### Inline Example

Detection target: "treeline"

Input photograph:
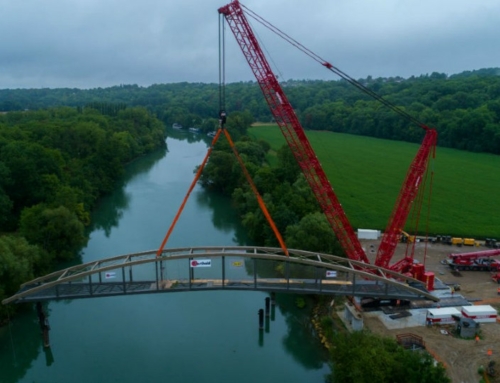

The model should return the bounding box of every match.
[0,105,166,320]
[1,68,500,154]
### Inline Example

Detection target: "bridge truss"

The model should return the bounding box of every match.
[2,246,438,305]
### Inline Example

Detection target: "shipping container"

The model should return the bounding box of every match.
[426,307,461,324]
[461,305,497,323]
[357,229,380,240]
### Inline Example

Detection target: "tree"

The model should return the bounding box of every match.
[226,110,254,137]
[0,141,64,214]
[0,161,13,229]
[19,204,86,262]
[274,144,301,184]
[326,330,450,383]
[285,212,340,255]
[0,235,43,317]
[198,151,239,194]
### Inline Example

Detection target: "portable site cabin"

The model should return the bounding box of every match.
[357,229,381,240]
[455,317,480,338]
[426,307,461,324]
[461,305,497,323]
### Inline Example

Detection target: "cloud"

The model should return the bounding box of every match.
[0,0,499,89]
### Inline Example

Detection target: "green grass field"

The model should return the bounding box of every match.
[249,124,500,239]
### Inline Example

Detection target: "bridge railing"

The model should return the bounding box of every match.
[2,247,438,304]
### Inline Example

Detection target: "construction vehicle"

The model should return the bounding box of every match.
[450,237,464,246]
[447,249,500,271]
[446,237,479,246]
[400,230,416,244]
[463,238,479,246]
[218,1,437,287]
[485,238,499,248]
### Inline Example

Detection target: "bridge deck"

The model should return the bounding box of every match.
[3,247,438,304]
[10,278,431,303]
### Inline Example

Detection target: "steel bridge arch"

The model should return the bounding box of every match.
[2,246,438,304]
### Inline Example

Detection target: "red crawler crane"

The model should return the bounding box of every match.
[375,128,437,274]
[218,0,437,284]
[218,1,370,266]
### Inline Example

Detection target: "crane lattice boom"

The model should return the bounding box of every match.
[218,0,370,265]
[218,1,438,277]
[375,128,437,272]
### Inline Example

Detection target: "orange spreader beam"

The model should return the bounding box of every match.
[156,129,222,257]
[156,127,289,257]
[222,128,289,256]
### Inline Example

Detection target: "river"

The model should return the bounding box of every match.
[0,130,330,383]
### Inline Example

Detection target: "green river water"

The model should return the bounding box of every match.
[0,130,330,383]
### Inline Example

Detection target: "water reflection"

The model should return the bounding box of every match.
[275,294,328,370]
[89,147,167,237]
[43,347,54,367]
[0,306,46,383]
[166,127,209,144]
[195,190,250,246]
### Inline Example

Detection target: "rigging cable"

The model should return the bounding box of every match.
[157,13,288,257]
[240,3,429,131]
[219,13,226,123]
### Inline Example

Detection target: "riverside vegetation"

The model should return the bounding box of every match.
[0,105,166,321]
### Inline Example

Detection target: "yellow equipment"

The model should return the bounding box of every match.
[451,237,464,246]
[463,238,477,246]
[400,230,416,243]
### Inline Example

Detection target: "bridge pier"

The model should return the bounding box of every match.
[36,302,50,348]
[258,309,264,329]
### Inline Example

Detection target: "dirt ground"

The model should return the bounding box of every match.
[360,240,500,383]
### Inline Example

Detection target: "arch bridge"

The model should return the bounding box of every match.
[2,246,438,305]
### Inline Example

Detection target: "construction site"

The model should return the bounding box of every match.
[352,238,500,383]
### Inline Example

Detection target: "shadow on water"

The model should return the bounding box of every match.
[166,127,209,144]
[0,305,51,383]
[195,190,250,246]
[274,294,329,370]
[88,146,167,237]
[89,129,209,238]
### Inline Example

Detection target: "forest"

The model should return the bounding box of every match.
[1,68,500,155]
[0,105,166,319]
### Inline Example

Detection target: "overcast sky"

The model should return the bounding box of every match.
[1,0,499,89]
